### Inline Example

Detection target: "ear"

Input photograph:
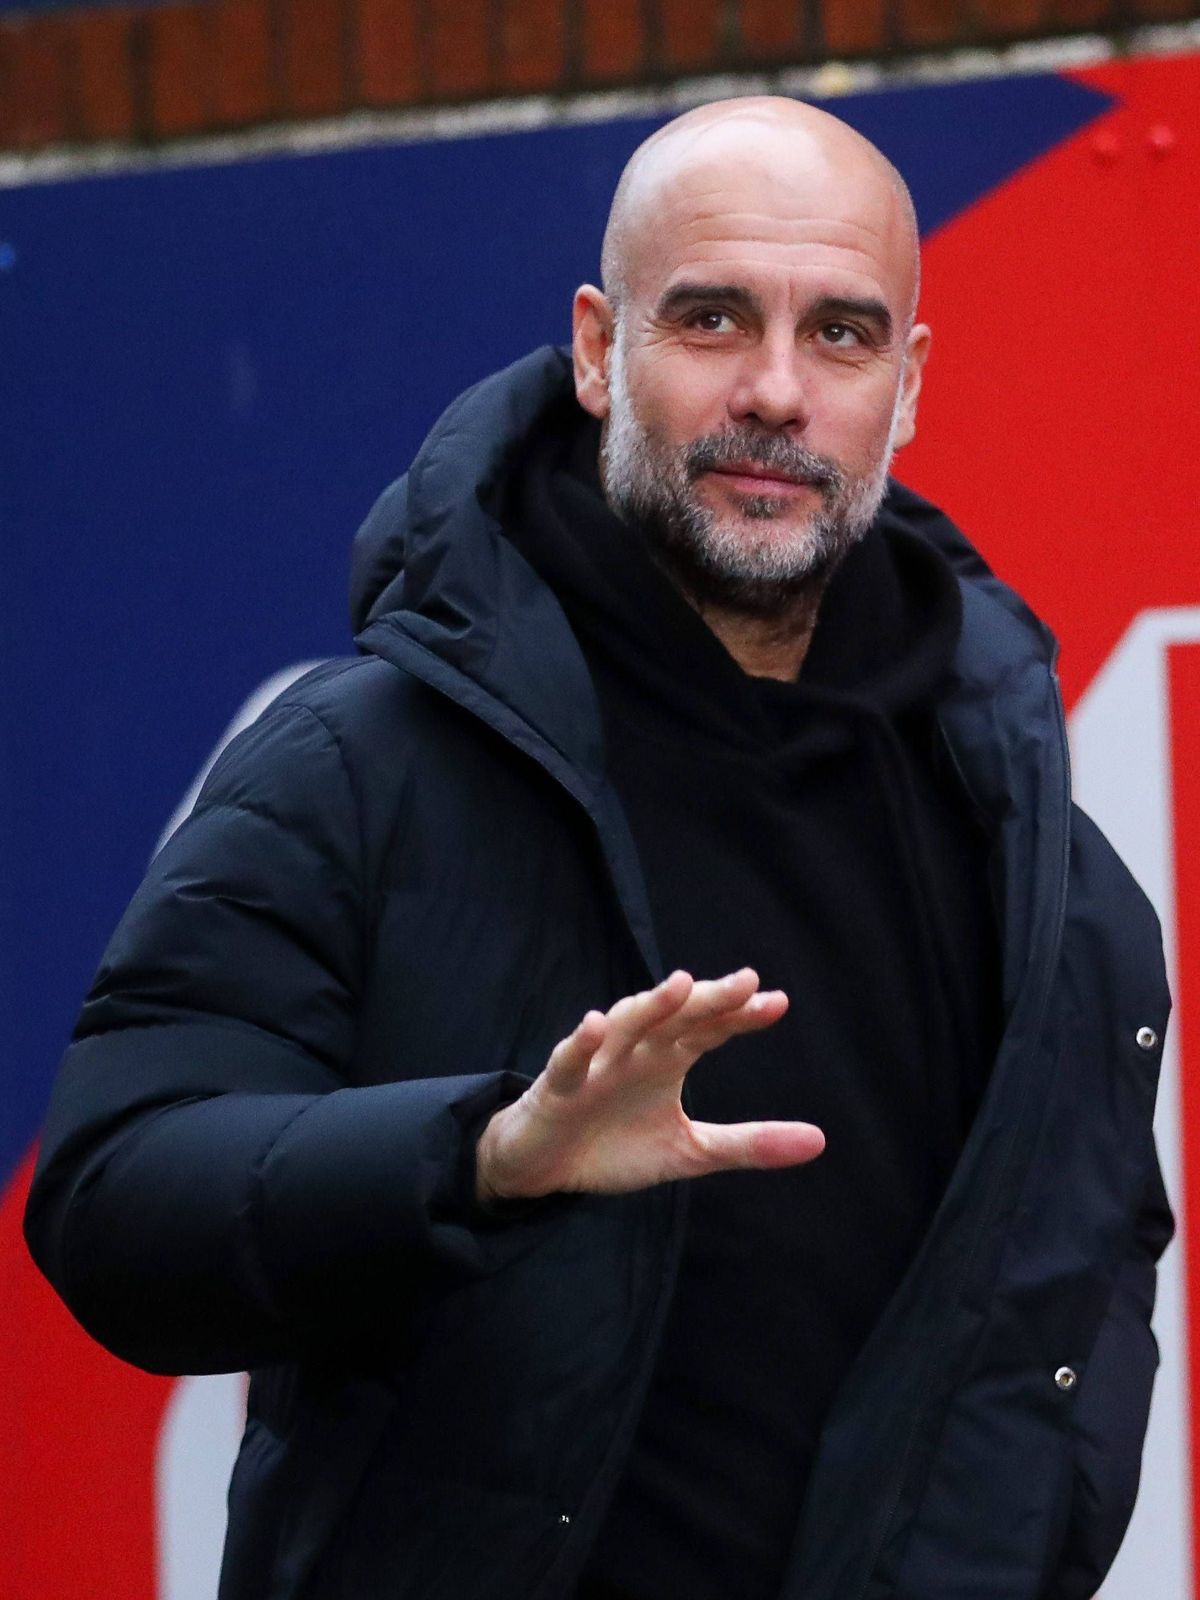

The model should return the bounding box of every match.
[890,322,931,451]
[573,285,615,420]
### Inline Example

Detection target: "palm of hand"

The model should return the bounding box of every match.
[475,969,825,1202]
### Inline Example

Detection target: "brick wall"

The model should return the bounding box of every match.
[1,0,1197,152]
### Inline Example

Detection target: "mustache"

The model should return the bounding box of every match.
[684,432,844,498]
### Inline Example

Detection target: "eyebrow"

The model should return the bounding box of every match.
[654,283,758,321]
[653,283,894,342]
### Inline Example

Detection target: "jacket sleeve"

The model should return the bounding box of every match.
[24,691,535,1377]
[1046,1148,1175,1600]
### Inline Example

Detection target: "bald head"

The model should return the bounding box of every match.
[601,97,920,324]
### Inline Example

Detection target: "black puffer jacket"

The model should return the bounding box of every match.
[25,347,1172,1600]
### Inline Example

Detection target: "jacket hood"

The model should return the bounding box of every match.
[353,348,613,791]
[349,346,1058,779]
[350,347,576,634]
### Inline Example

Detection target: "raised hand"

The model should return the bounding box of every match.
[475,968,825,1203]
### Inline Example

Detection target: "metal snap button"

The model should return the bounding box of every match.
[1055,1366,1078,1392]
[1136,1026,1158,1052]
[558,1513,572,1526]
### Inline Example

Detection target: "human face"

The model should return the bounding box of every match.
[601,309,906,613]
[579,130,928,613]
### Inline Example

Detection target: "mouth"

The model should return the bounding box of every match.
[705,463,821,496]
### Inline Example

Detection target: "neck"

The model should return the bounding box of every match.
[691,586,826,680]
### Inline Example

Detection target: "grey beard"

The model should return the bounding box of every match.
[600,367,894,619]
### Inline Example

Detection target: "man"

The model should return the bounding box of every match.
[25,98,1171,1600]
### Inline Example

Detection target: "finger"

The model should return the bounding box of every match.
[598,970,694,1060]
[643,968,760,1041]
[677,988,788,1053]
[542,1010,608,1095]
[687,1118,826,1177]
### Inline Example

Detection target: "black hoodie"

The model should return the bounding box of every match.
[505,401,1003,1600]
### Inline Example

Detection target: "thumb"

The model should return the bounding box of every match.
[689,1119,826,1177]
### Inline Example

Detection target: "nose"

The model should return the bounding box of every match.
[728,336,810,432]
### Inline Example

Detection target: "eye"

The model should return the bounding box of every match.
[819,322,862,346]
[689,309,736,334]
